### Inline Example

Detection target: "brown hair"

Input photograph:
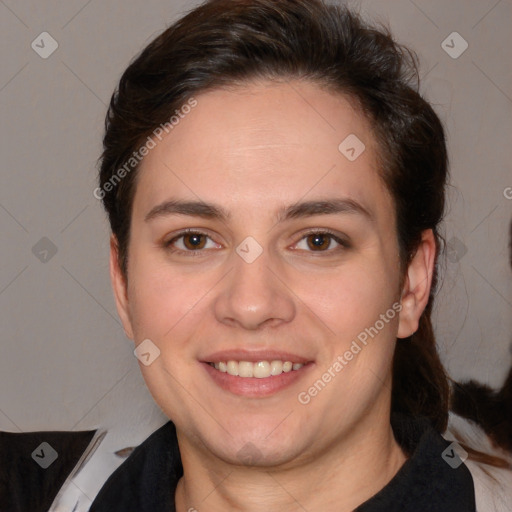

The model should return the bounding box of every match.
[98,0,506,466]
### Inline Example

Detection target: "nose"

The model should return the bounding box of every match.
[213,245,296,330]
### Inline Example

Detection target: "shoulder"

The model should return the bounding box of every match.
[88,420,181,512]
[47,416,174,511]
[444,412,512,512]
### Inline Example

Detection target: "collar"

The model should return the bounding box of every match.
[89,414,476,512]
[355,413,476,511]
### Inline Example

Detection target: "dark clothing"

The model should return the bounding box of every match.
[89,414,476,511]
[0,429,97,512]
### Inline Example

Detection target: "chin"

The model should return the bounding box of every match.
[196,417,311,468]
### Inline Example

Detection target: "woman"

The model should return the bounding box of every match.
[90,0,510,510]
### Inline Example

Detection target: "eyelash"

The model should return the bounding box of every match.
[163,228,350,257]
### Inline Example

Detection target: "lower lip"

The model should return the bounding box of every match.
[202,362,313,397]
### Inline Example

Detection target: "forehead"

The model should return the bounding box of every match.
[134,80,393,224]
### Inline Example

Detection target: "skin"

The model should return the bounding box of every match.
[110,79,436,512]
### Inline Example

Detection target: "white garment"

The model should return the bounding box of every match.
[47,419,167,512]
[444,412,512,512]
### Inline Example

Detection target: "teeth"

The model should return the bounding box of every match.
[227,361,239,376]
[253,361,270,378]
[210,360,304,378]
[270,360,283,375]
[238,361,254,378]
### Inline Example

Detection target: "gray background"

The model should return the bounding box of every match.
[1,0,511,437]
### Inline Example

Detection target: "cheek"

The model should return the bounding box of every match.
[302,259,399,340]
[126,257,202,342]
[126,265,205,410]
[302,263,399,414]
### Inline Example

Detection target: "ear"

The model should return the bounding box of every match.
[397,229,436,339]
[110,234,134,340]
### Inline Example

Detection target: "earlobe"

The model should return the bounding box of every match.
[109,235,134,340]
[397,229,436,339]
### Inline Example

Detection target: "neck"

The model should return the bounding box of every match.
[174,409,407,512]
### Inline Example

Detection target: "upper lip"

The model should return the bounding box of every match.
[201,350,313,364]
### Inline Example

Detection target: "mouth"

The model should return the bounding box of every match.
[201,352,314,397]
[207,360,304,378]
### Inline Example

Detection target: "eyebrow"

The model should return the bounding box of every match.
[144,197,373,224]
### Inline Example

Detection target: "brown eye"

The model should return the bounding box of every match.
[306,233,332,251]
[294,230,349,254]
[182,233,207,250]
[165,230,219,255]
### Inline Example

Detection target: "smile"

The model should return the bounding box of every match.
[208,360,304,378]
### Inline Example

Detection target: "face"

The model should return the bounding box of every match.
[111,80,428,468]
